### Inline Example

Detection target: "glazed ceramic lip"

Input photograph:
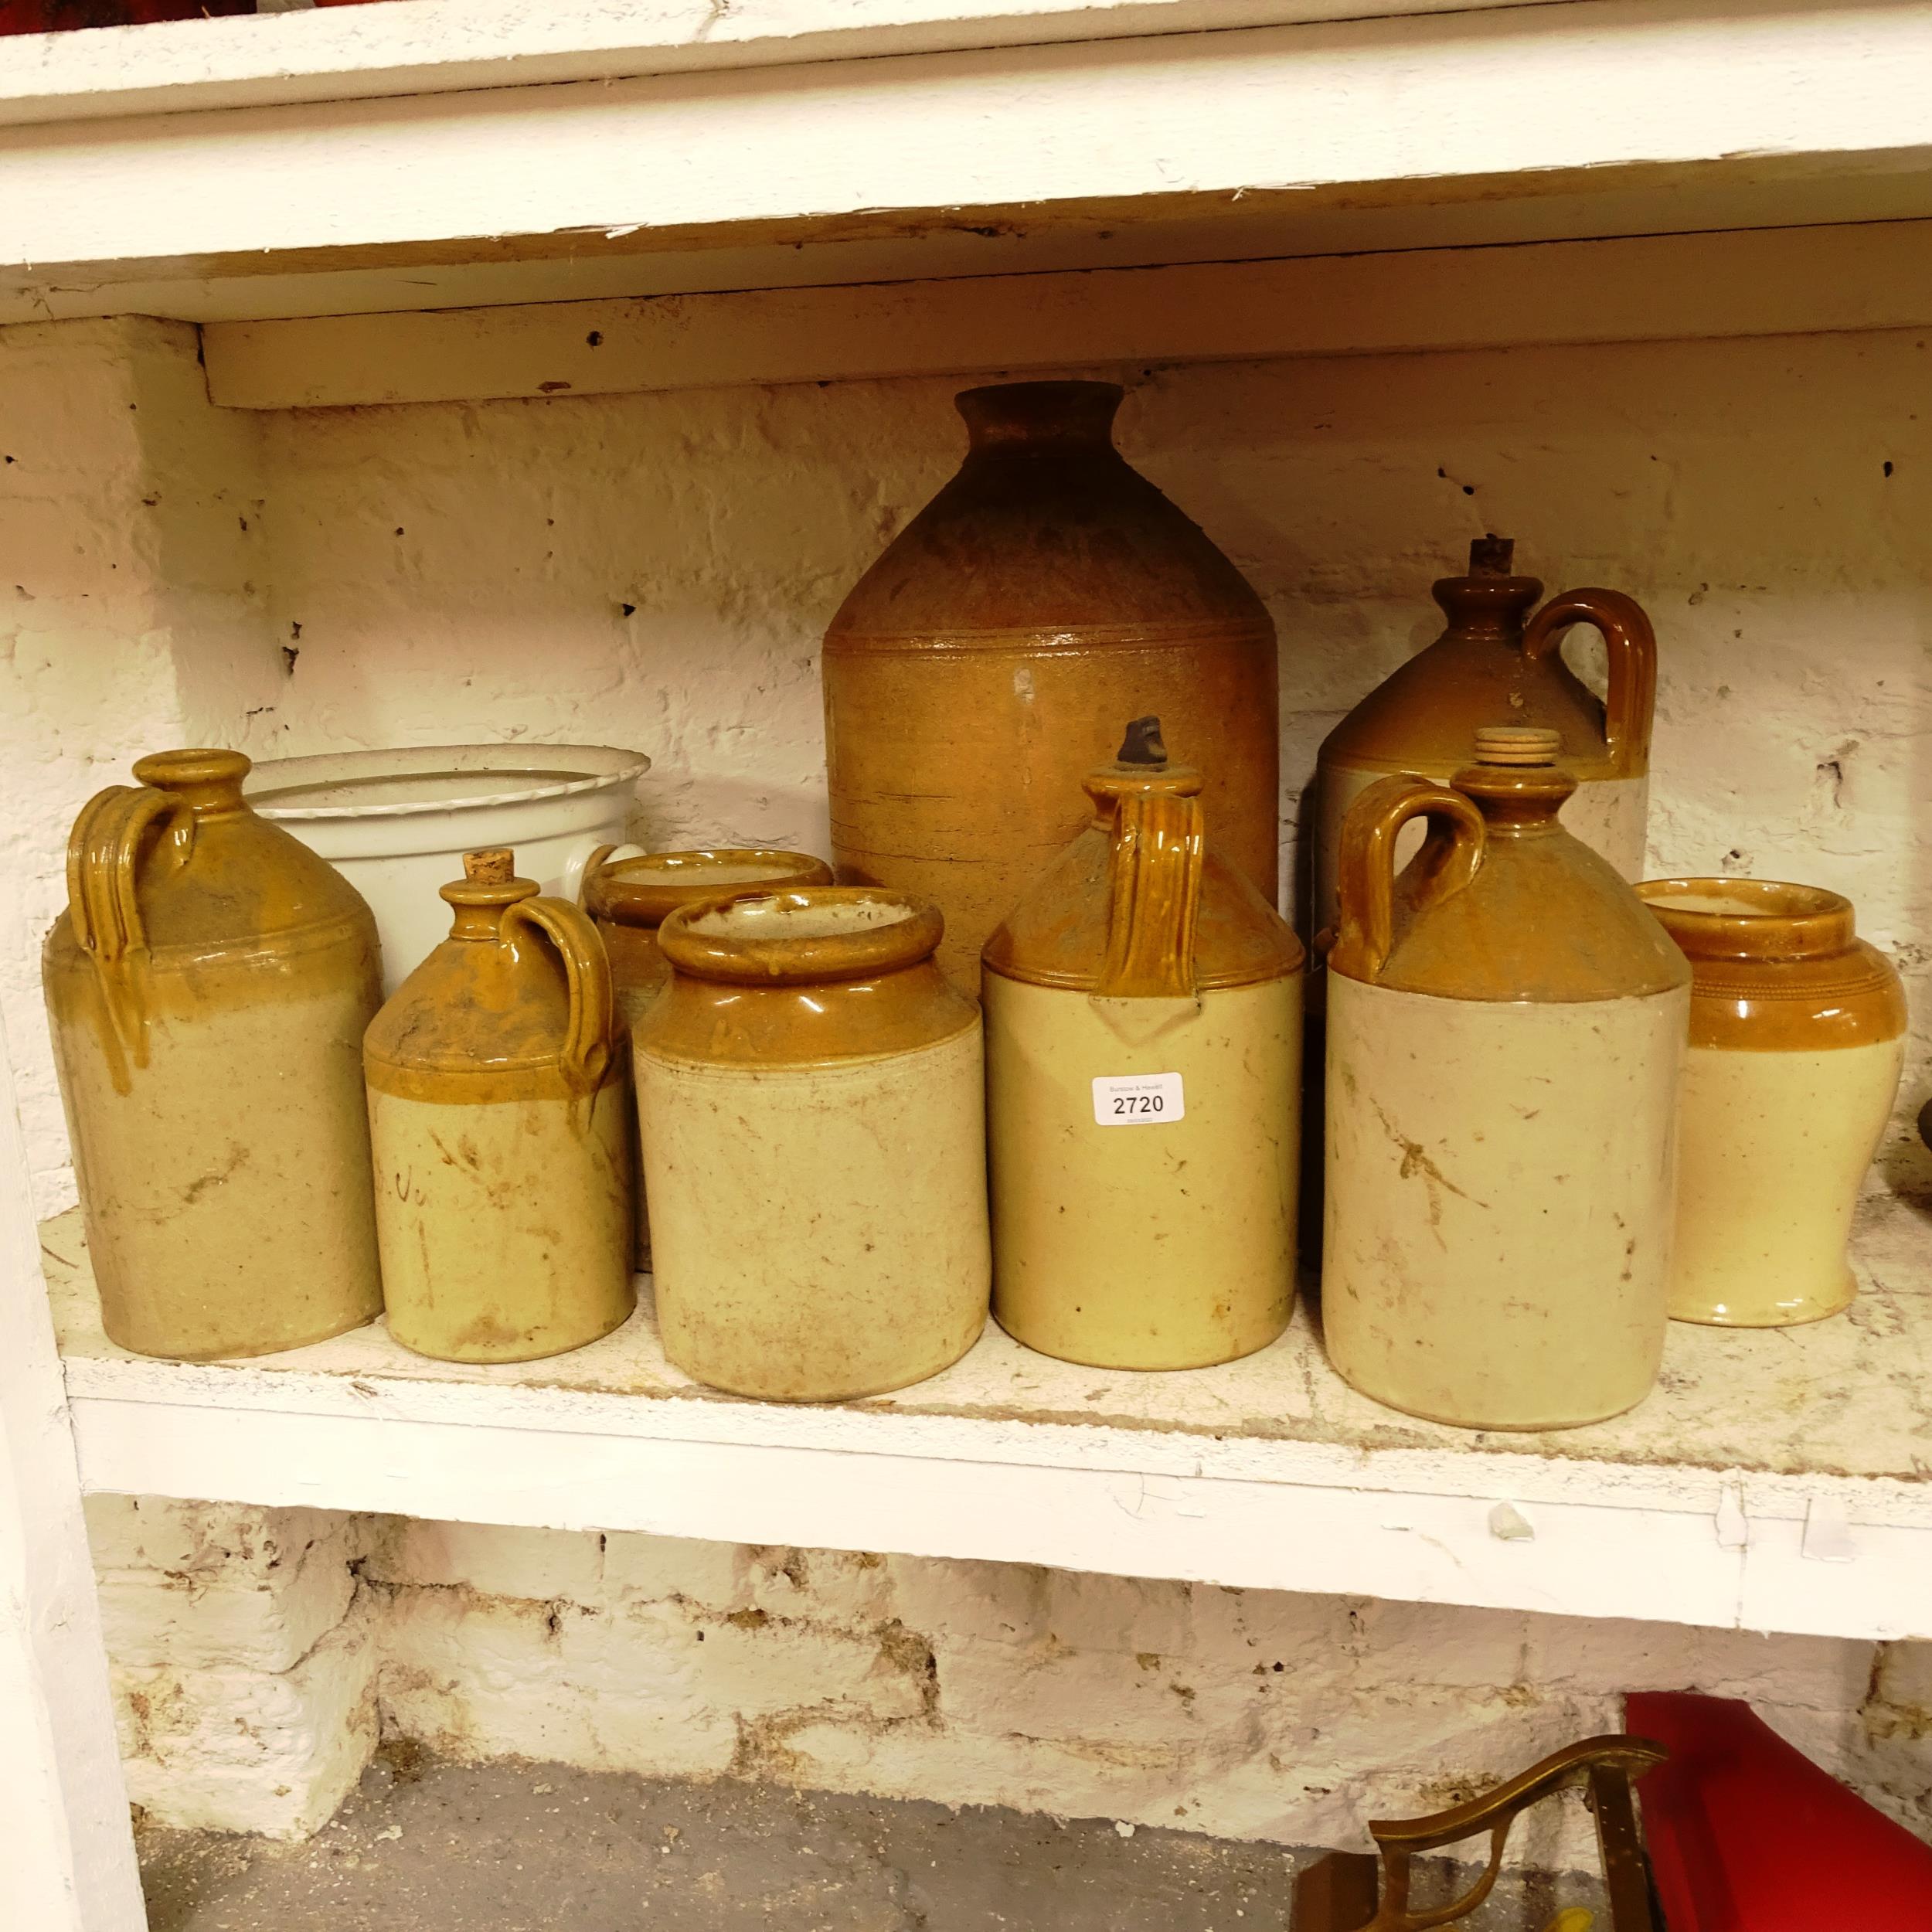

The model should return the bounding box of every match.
[585,849,832,930]
[659,887,944,985]
[133,747,251,790]
[1638,878,1855,962]
[245,743,651,818]
[955,378,1121,447]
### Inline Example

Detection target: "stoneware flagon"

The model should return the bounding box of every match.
[585,845,833,1266]
[1324,726,1689,1430]
[822,379,1280,987]
[983,717,1303,1369]
[363,849,635,1363]
[635,886,989,1401]
[1637,878,1906,1326]
[1314,538,1657,943]
[44,748,385,1359]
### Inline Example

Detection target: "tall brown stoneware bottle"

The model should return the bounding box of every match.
[822,380,1280,987]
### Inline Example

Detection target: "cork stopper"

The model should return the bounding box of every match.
[1473,725,1562,767]
[464,847,515,883]
[1468,535,1515,576]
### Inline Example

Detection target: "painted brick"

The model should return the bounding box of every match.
[600,1531,745,1610]
[366,1519,604,1604]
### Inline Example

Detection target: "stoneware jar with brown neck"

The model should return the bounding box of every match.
[1636,878,1906,1327]
[982,716,1304,1370]
[1314,537,1657,944]
[822,379,1280,988]
[635,886,988,1401]
[364,849,635,1363]
[584,846,833,1022]
[1325,726,1689,1431]
[43,748,385,1359]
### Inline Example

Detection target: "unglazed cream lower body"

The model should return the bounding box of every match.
[638,1026,990,1400]
[368,1080,635,1362]
[1323,977,1685,1430]
[1670,1036,1903,1326]
[54,982,383,1360]
[985,975,1299,1369]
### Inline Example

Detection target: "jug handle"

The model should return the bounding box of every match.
[1328,775,1485,985]
[1095,789,1205,999]
[502,895,617,1096]
[66,783,196,1077]
[1522,589,1657,776]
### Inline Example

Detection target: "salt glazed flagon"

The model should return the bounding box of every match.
[363,848,634,1364]
[1314,538,1657,945]
[1324,726,1689,1430]
[982,717,1303,1370]
[45,748,384,1360]
[822,379,1280,988]
[1638,877,1906,1326]
[635,886,989,1401]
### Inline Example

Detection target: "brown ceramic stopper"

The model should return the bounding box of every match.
[1468,534,1516,576]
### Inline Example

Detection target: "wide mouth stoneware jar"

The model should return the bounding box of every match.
[1637,876,1906,1326]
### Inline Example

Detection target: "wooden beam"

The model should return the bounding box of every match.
[205,218,1932,410]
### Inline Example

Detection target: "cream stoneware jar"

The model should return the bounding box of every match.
[1324,726,1689,1431]
[1637,878,1906,1327]
[45,749,384,1360]
[983,717,1303,1370]
[364,849,634,1364]
[584,845,833,1268]
[635,887,989,1402]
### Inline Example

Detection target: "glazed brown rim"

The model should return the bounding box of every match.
[585,848,832,928]
[658,887,945,986]
[1637,877,1855,963]
[133,748,252,790]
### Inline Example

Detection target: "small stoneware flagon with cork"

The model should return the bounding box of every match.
[1314,538,1658,944]
[1637,877,1906,1327]
[1324,726,1689,1431]
[982,717,1304,1370]
[822,379,1280,988]
[44,748,384,1360]
[635,886,989,1401]
[363,848,634,1364]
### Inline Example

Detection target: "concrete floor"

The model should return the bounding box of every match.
[138,1749,1606,1932]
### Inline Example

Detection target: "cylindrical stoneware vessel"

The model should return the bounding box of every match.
[1314,538,1657,945]
[1636,877,1906,1327]
[44,749,384,1359]
[823,380,1280,988]
[1324,726,1689,1430]
[365,849,634,1363]
[636,887,989,1400]
[984,717,1303,1369]
[587,845,834,1267]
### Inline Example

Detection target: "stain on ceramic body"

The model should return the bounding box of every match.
[823,381,1279,987]
[1314,539,1657,944]
[44,750,384,1360]
[1324,727,1688,1431]
[364,852,634,1364]
[1638,878,1906,1327]
[636,888,990,1401]
[983,721,1304,1370]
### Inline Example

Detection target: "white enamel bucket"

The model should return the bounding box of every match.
[247,744,650,992]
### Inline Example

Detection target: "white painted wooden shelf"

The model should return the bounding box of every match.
[44,1192,1932,1645]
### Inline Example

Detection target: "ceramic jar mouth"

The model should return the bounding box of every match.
[585,849,833,930]
[658,888,946,985]
[955,379,1123,451]
[1637,877,1856,961]
[133,747,251,813]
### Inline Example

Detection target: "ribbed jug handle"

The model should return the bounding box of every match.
[66,783,196,1076]
[1329,775,1485,985]
[1095,790,1204,999]
[1522,588,1657,777]
[501,895,616,1096]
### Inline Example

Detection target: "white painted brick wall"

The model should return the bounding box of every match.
[13,315,1932,1861]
